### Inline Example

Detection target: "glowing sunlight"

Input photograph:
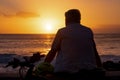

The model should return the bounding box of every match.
[40,18,58,34]
[0,0,120,34]
[45,23,52,31]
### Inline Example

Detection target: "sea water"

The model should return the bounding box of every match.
[0,34,120,73]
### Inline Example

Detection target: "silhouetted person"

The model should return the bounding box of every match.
[44,9,103,80]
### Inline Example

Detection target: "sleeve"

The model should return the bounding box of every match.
[44,29,63,63]
[90,29,102,67]
[51,29,62,52]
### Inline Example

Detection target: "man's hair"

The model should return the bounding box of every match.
[65,9,81,24]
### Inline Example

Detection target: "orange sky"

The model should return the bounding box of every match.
[0,0,120,34]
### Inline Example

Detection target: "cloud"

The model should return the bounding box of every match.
[0,11,40,18]
[0,0,20,13]
[0,12,9,17]
[0,0,41,18]
[16,11,40,18]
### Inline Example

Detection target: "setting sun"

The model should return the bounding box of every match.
[39,17,59,34]
[45,23,52,31]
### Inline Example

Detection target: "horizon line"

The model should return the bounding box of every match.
[0,32,120,35]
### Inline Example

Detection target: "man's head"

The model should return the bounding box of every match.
[65,9,81,25]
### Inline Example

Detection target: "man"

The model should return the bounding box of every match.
[44,9,102,74]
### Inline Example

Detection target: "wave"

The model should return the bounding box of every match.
[0,53,120,64]
[0,53,23,64]
[101,55,120,62]
[0,53,120,74]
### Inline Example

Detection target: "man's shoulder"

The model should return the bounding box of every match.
[55,27,66,35]
[80,24,91,30]
[59,27,66,30]
[58,27,66,32]
[80,24,93,35]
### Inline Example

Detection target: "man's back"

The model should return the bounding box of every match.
[45,9,102,74]
[54,23,97,73]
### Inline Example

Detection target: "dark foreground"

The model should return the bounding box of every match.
[0,71,120,80]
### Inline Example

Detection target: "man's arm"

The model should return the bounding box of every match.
[44,29,62,63]
[44,50,57,63]
[92,39,102,67]
[90,29,102,67]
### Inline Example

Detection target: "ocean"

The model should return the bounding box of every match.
[0,34,120,73]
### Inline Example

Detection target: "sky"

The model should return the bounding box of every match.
[0,0,120,34]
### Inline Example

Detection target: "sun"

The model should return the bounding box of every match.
[40,18,56,33]
[36,17,59,34]
[45,23,52,31]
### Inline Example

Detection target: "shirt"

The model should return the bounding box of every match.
[51,23,97,73]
